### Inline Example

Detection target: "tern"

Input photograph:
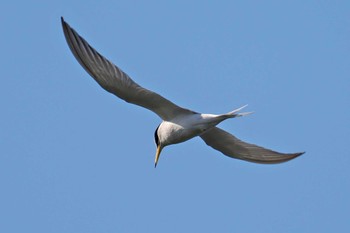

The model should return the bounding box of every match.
[61,17,304,167]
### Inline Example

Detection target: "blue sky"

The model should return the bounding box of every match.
[1,1,349,232]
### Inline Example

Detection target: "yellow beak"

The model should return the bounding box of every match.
[154,145,162,168]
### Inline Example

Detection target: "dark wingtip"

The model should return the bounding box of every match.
[296,151,305,157]
[286,151,305,162]
[61,17,67,30]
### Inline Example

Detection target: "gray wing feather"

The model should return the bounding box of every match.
[61,17,194,120]
[200,127,304,164]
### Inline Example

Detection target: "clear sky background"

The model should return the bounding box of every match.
[1,1,349,232]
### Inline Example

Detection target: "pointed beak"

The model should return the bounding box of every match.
[154,145,162,168]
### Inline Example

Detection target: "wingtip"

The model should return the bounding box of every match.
[297,151,306,157]
[286,151,305,162]
[61,17,67,29]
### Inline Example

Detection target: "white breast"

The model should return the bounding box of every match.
[157,113,221,146]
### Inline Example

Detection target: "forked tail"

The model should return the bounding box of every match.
[226,105,253,118]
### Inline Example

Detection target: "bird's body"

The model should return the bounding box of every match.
[157,117,205,146]
[61,17,304,167]
[157,113,229,146]
[157,105,251,146]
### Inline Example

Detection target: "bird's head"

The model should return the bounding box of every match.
[154,124,164,168]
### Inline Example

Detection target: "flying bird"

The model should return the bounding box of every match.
[61,17,304,167]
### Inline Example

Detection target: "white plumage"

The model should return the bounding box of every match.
[61,17,304,167]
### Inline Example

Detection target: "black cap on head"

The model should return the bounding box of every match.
[154,125,160,147]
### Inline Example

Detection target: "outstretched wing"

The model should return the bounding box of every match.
[200,127,304,164]
[61,17,194,120]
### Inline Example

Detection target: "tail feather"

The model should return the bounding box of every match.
[226,105,253,118]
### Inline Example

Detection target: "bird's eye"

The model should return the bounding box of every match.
[154,125,160,146]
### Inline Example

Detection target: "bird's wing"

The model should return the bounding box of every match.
[200,127,304,164]
[61,17,194,120]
